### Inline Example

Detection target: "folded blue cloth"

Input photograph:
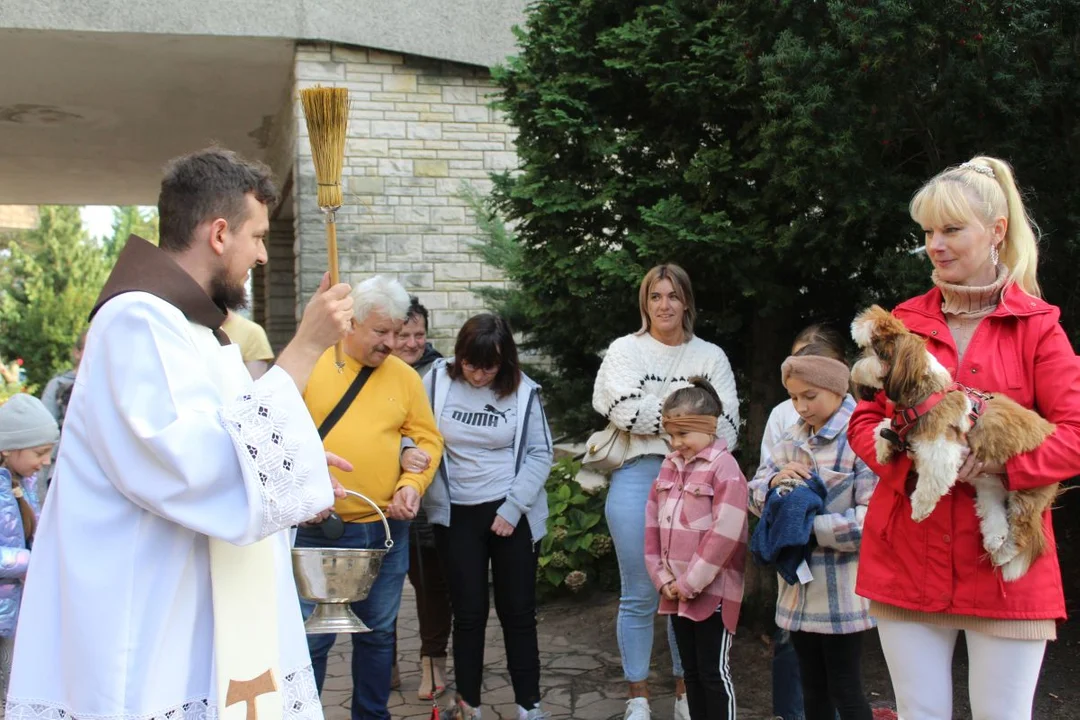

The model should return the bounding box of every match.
[751,474,827,585]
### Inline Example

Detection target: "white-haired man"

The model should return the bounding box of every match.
[299,275,443,720]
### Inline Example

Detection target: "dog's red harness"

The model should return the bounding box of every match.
[882,382,991,451]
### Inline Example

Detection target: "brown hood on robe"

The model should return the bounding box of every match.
[90,235,230,345]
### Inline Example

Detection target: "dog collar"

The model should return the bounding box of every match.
[887,382,991,450]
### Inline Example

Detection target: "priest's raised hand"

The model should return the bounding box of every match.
[276,270,355,391]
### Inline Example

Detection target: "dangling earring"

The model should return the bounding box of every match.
[990,243,1000,266]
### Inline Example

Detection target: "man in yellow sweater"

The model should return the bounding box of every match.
[298,275,443,720]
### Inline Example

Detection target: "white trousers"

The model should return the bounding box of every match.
[876,617,1047,720]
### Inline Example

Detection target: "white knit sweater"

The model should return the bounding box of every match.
[592,333,740,460]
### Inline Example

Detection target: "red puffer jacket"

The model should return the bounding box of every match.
[850,284,1080,620]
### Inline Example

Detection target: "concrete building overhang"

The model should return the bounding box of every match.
[0,0,526,205]
[0,0,525,70]
[0,29,296,204]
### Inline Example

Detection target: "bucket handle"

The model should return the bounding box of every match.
[340,489,394,549]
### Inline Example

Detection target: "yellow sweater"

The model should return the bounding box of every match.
[303,349,443,523]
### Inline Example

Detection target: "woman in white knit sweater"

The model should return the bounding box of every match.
[592,264,739,720]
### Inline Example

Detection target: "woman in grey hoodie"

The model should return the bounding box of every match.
[422,314,553,720]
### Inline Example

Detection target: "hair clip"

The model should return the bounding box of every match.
[959,162,995,179]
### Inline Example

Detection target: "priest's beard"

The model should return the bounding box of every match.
[210,268,249,311]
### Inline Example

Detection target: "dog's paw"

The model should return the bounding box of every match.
[989,546,1015,574]
[982,530,1007,555]
[909,491,936,522]
[1000,551,1033,582]
[874,421,895,465]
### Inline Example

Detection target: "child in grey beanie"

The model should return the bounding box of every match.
[0,394,61,456]
[0,393,59,695]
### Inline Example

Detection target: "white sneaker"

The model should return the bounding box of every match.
[516,705,551,720]
[673,694,690,720]
[624,697,651,720]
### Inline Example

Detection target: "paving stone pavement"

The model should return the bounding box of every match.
[317,584,772,720]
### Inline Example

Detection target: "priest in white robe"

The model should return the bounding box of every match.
[5,147,355,720]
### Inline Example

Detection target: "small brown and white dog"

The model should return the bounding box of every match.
[850,304,1057,581]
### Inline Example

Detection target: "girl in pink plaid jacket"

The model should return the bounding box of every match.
[646,378,748,720]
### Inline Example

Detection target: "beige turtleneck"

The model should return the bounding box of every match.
[933,263,1008,361]
[870,263,1056,641]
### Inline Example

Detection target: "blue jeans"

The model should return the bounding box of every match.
[606,455,684,683]
[296,519,411,720]
[773,628,806,720]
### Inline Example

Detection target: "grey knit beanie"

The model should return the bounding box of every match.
[0,394,60,451]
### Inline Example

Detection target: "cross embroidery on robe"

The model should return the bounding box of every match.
[226,669,278,720]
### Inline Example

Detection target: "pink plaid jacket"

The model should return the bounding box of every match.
[645,439,748,633]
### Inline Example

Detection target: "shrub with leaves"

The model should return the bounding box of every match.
[481,0,1080,470]
[537,458,619,600]
[0,383,32,406]
[0,205,157,391]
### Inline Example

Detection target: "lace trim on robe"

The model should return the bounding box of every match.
[6,665,322,720]
[220,390,317,540]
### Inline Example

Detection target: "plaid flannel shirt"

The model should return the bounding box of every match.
[645,439,748,635]
[748,395,878,634]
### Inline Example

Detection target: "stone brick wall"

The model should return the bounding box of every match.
[291,42,516,352]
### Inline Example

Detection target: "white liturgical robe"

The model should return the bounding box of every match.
[5,290,333,720]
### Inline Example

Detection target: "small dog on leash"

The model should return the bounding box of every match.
[850,305,1057,581]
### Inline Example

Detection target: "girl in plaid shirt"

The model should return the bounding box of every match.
[748,341,878,720]
[646,378,748,720]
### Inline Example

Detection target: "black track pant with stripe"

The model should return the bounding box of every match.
[671,612,736,720]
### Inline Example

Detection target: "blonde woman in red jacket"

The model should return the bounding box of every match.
[849,156,1080,720]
